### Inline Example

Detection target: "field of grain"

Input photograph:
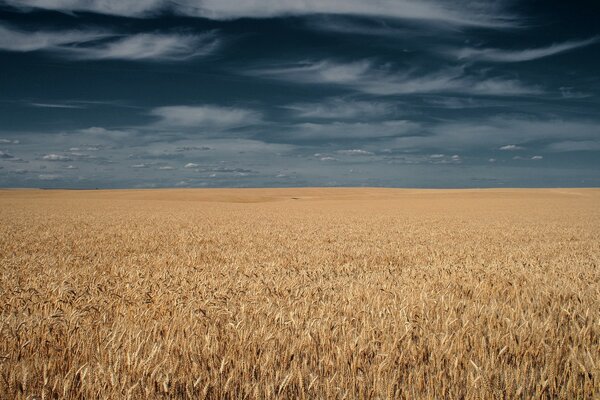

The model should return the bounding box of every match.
[0,188,599,399]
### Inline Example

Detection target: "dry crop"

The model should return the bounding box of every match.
[0,188,599,399]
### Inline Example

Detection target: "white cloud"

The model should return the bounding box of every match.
[0,150,15,159]
[150,105,262,130]
[5,0,165,17]
[429,154,462,164]
[337,149,374,156]
[512,155,544,161]
[285,98,393,119]
[158,165,175,170]
[38,174,61,180]
[184,163,200,169]
[0,23,218,61]
[499,144,524,151]
[62,32,219,61]
[0,139,19,144]
[4,0,516,28]
[488,158,497,163]
[132,164,150,168]
[42,153,72,161]
[454,37,599,63]
[0,24,110,52]
[250,61,540,96]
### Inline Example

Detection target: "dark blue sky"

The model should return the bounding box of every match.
[0,0,599,188]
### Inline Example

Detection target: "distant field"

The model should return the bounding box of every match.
[1,188,599,399]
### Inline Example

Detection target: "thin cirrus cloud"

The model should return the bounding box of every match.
[29,102,87,109]
[149,105,263,130]
[2,0,166,17]
[60,32,219,61]
[0,24,110,52]
[3,0,516,28]
[0,23,219,61]
[308,18,431,37]
[249,60,541,96]
[284,98,395,120]
[453,37,599,62]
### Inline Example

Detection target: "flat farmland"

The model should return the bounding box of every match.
[0,188,599,399]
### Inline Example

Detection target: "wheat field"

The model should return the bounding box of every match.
[0,188,599,399]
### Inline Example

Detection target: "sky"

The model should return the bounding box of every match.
[0,0,599,188]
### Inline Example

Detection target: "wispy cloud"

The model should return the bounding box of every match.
[336,149,374,156]
[559,87,592,99]
[250,60,541,96]
[62,32,219,61]
[0,23,218,61]
[0,150,16,159]
[4,0,516,28]
[453,37,599,62]
[150,105,262,130]
[29,102,87,109]
[3,0,166,17]
[0,24,110,52]
[285,98,394,120]
[308,17,441,37]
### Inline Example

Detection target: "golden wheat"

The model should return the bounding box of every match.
[0,188,599,399]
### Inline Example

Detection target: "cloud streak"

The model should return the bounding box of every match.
[0,24,110,52]
[0,23,218,61]
[4,0,516,28]
[285,98,395,120]
[453,37,599,62]
[61,32,219,61]
[250,60,541,96]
